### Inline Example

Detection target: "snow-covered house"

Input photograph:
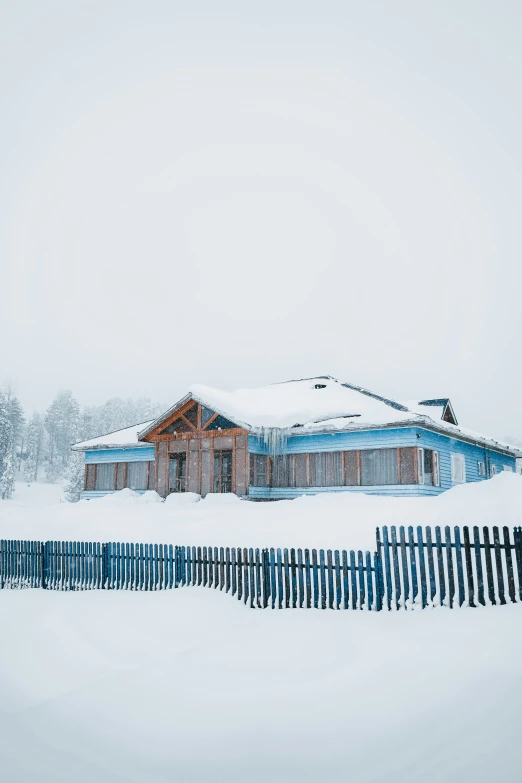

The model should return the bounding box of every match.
[72,376,521,500]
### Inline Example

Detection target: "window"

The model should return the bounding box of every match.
[250,454,268,487]
[272,454,292,487]
[417,448,440,486]
[116,463,126,490]
[95,463,116,491]
[503,466,513,473]
[360,449,398,486]
[169,453,187,492]
[127,461,148,490]
[206,415,237,431]
[450,453,466,483]
[213,450,233,492]
[343,451,359,485]
[491,464,497,476]
[309,452,343,486]
[399,448,416,484]
[478,461,486,476]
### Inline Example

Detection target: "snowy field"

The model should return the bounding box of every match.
[3,472,522,551]
[1,477,522,781]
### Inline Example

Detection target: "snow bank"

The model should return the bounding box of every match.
[0,588,521,782]
[2,473,522,551]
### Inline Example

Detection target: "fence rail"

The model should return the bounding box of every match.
[1,526,521,611]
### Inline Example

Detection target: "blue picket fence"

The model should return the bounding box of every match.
[1,526,521,610]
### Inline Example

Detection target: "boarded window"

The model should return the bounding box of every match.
[272,455,292,487]
[127,461,148,490]
[360,449,398,486]
[250,454,268,487]
[310,452,327,486]
[344,451,359,486]
[116,463,126,490]
[309,452,343,486]
[294,454,308,487]
[95,463,116,491]
[85,464,96,491]
[399,448,416,484]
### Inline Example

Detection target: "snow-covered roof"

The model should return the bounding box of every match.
[188,377,413,430]
[71,378,522,458]
[140,376,520,457]
[72,421,155,451]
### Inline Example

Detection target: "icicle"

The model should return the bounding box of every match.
[254,426,292,457]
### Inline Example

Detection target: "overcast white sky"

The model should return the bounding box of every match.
[1,1,521,437]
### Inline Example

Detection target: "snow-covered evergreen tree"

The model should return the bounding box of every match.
[0,452,15,499]
[44,391,81,482]
[0,394,12,498]
[24,412,44,482]
[63,451,84,502]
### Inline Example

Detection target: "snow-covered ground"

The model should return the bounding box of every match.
[0,589,521,782]
[2,473,522,551]
[1,477,522,781]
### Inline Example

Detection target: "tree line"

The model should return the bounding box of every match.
[0,387,165,502]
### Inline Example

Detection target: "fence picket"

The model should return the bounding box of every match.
[472,527,484,607]
[463,527,475,608]
[424,527,435,604]
[382,527,392,611]
[435,527,446,607]
[503,527,516,604]
[514,527,522,601]
[249,548,255,609]
[274,548,281,608]
[350,550,357,610]
[408,527,418,605]
[334,550,341,610]
[312,549,319,609]
[305,549,311,609]
[327,550,334,610]
[243,548,249,606]
[298,549,304,609]
[342,550,349,610]
[290,549,297,609]
[319,550,326,610]
[283,549,290,609]
[445,526,455,609]
[231,548,237,596]
[492,527,506,606]
[358,551,365,609]
[391,527,401,610]
[399,527,409,606]
[365,552,373,611]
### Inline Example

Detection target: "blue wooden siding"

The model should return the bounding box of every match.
[248,428,419,455]
[248,427,516,498]
[84,446,154,464]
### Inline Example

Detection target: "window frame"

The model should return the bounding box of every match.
[450,453,466,484]
[169,452,187,493]
[213,449,233,493]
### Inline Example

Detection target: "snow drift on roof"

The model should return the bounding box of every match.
[72,421,155,450]
[189,377,417,430]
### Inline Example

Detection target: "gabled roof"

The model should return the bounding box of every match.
[72,421,155,451]
[69,377,522,458]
